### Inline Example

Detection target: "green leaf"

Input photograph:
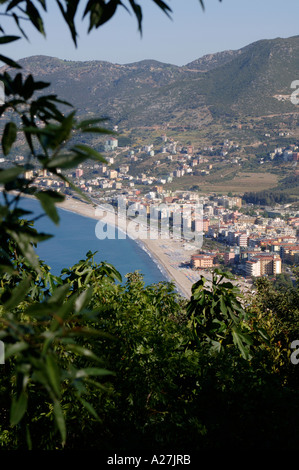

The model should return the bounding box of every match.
[37,0,47,11]
[257,327,270,342]
[22,74,34,100]
[0,54,21,68]
[36,190,65,225]
[47,283,70,305]
[53,399,66,445]
[98,262,122,283]
[64,344,102,363]
[220,281,235,289]
[46,152,87,169]
[71,144,107,163]
[6,1,25,12]
[56,0,79,46]
[0,35,20,44]
[74,367,114,379]
[11,12,29,40]
[46,354,61,398]
[0,165,25,183]
[128,1,143,32]
[0,265,15,275]
[10,391,28,426]
[232,327,252,360]
[2,122,17,155]
[4,276,32,310]
[25,302,54,317]
[84,0,117,32]
[79,398,100,420]
[219,296,228,316]
[76,117,109,129]
[26,0,45,35]
[6,229,46,273]
[52,172,91,203]
[49,294,77,333]
[74,287,93,313]
[5,341,29,359]
[26,425,32,450]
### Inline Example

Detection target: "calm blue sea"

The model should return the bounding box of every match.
[16,197,169,286]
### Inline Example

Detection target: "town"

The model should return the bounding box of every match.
[12,131,299,285]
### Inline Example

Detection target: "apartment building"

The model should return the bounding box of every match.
[245,259,261,277]
[237,232,249,247]
[281,245,299,263]
[75,168,83,178]
[194,218,210,233]
[191,254,214,269]
[224,249,236,265]
[246,254,282,277]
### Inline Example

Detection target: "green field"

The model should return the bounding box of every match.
[166,171,279,194]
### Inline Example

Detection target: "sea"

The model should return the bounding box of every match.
[13,197,169,286]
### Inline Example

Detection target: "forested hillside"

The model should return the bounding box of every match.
[3,35,299,130]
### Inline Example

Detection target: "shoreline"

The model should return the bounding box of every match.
[56,196,199,298]
[57,197,250,297]
[6,191,250,298]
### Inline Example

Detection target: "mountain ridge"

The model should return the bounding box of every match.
[3,35,299,131]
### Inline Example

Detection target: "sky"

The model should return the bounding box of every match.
[1,0,299,66]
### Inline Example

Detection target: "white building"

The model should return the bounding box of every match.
[105,138,118,151]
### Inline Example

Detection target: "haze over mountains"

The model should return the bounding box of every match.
[6,35,299,130]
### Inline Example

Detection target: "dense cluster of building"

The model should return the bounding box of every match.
[15,135,299,279]
[189,194,299,278]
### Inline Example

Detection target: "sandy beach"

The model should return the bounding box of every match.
[8,190,249,298]
[57,196,203,298]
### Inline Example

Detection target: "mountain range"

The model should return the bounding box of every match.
[3,35,299,132]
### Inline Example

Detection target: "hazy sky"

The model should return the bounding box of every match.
[2,0,299,66]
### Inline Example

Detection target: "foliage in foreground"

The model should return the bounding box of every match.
[1,250,299,450]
